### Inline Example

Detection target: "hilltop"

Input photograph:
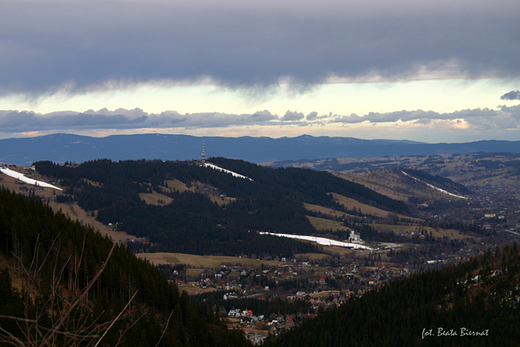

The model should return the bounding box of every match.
[3,133,520,166]
[27,157,409,257]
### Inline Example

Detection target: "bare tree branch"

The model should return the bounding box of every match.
[93,290,139,347]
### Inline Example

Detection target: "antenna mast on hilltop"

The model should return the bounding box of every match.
[202,140,206,162]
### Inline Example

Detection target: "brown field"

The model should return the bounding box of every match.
[320,245,362,256]
[331,193,391,217]
[135,252,282,268]
[1,171,135,242]
[367,223,471,240]
[163,179,193,192]
[306,216,351,232]
[339,172,410,201]
[331,192,421,222]
[208,195,236,206]
[293,253,329,261]
[139,191,174,206]
[178,283,218,295]
[303,202,358,219]
[308,290,340,298]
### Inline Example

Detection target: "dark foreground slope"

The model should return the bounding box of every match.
[264,246,520,347]
[0,188,251,347]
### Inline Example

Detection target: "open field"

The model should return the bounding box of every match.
[331,192,409,219]
[367,223,472,240]
[338,172,411,201]
[1,171,135,242]
[293,253,330,261]
[303,202,358,219]
[139,191,174,206]
[306,216,352,232]
[320,245,363,256]
[208,195,237,206]
[136,252,283,268]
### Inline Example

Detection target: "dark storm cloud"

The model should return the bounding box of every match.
[501,90,520,100]
[1,1,519,96]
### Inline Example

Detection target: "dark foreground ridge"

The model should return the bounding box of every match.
[0,188,252,347]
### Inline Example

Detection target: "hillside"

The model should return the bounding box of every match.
[0,188,251,347]
[342,168,470,202]
[27,158,410,257]
[273,152,520,187]
[264,244,520,346]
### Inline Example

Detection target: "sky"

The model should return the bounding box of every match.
[1,0,520,143]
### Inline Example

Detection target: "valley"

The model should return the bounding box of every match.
[2,153,520,344]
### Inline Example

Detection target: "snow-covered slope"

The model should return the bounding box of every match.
[401,171,466,199]
[259,232,372,250]
[202,162,254,181]
[0,167,62,190]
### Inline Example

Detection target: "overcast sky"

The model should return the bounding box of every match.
[1,0,519,142]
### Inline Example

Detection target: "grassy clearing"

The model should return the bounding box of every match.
[179,283,218,295]
[330,193,392,217]
[0,171,135,242]
[366,223,471,240]
[135,252,283,268]
[208,195,236,206]
[293,253,329,261]
[163,179,193,192]
[320,246,363,256]
[139,191,174,206]
[307,216,351,232]
[339,172,410,202]
[303,203,358,219]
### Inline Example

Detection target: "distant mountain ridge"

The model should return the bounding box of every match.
[2,133,520,166]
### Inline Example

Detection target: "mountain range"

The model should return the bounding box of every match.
[3,133,520,166]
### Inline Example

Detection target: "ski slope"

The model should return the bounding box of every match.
[259,232,372,250]
[203,162,254,181]
[401,171,467,199]
[0,167,62,191]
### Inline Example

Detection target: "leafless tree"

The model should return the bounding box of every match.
[0,236,142,347]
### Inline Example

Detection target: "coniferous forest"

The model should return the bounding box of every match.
[33,158,409,257]
[0,188,251,347]
[264,244,520,346]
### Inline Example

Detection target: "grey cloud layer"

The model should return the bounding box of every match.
[1,106,519,132]
[1,1,519,94]
[501,91,520,100]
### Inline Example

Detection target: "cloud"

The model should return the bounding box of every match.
[2,103,519,137]
[0,1,519,96]
[282,110,305,121]
[501,90,520,100]
[0,109,282,132]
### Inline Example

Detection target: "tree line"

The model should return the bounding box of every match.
[0,188,251,347]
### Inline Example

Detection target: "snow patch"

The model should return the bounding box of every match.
[203,162,254,182]
[401,171,467,199]
[0,167,62,191]
[259,232,372,250]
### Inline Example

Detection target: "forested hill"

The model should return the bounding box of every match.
[0,188,251,347]
[264,244,520,347]
[33,158,409,256]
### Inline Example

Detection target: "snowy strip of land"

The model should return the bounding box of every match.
[401,171,467,199]
[203,162,254,181]
[259,232,372,250]
[0,167,62,190]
